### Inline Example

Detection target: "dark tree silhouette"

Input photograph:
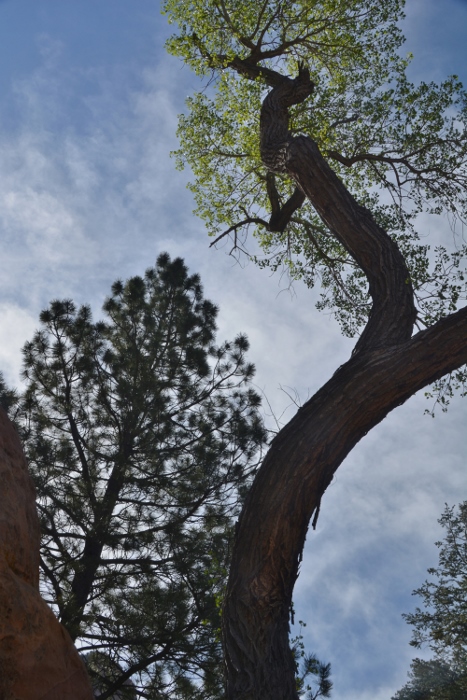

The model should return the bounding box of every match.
[16,254,266,699]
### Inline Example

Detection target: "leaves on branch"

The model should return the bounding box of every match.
[163,0,467,347]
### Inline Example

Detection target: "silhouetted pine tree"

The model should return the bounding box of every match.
[17,253,267,699]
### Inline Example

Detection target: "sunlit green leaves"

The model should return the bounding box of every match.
[163,0,467,339]
[163,0,406,79]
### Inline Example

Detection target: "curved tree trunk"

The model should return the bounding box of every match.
[222,68,467,700]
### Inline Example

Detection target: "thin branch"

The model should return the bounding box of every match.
[209,217,268,247]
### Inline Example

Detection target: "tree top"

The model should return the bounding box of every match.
[162,0,467,339]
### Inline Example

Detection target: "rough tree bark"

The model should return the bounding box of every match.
[222,68,467,700]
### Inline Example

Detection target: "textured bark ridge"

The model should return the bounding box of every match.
[222,68,467,700]
[0,408,94,700]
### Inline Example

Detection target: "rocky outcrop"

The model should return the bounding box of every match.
[0,407,94,699]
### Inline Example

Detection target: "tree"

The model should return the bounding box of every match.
[404,503,467,661]
[391,658,466,700]
[161,0,467,697]
[392,502,467,699]
[394,501,467,700]
[16,253,267,699]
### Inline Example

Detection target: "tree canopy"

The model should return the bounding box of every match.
[15,253,266,699]
[163,0,467,342]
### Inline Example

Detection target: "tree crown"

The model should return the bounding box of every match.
[162,0,467,340]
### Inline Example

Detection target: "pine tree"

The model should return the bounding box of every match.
[392,503,467,700]
[292,623,333,700]
[391,658,465,700]
[16,253,267,699]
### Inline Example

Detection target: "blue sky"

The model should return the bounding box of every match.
[0,1,465,698]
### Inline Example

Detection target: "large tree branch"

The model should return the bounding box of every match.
[209,176,306,251]
[266,173,306,232]
[223,305,467,700]
[228,56,293,88]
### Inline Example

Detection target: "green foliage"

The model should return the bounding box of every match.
[16,253,267,699]
[391,658,467,700]
[162,0,467,345]
[403,503,467,659]
[392,503,467,700]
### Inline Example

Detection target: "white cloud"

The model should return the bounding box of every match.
[0,303,37,384]
[0,39,198,309]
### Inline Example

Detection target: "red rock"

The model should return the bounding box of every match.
[0,408,94,699]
